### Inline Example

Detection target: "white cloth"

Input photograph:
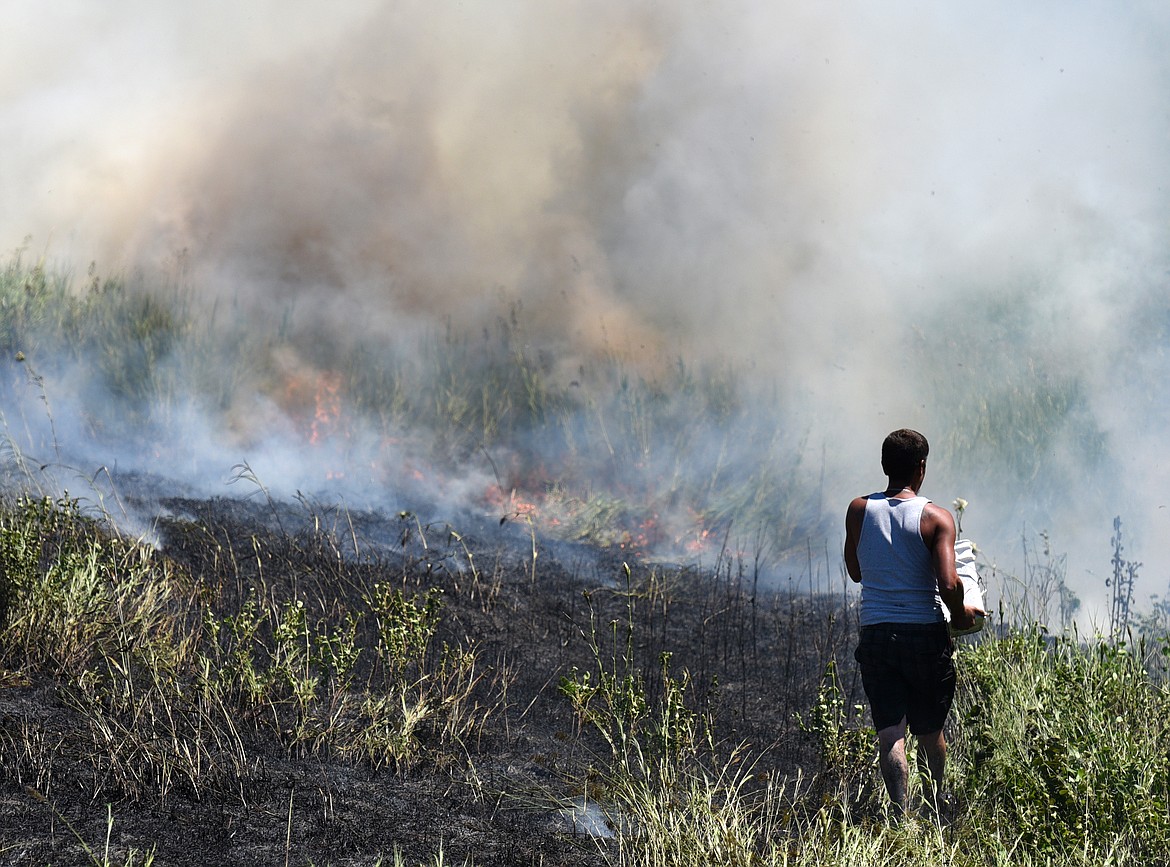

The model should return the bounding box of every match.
[945,539,986,635]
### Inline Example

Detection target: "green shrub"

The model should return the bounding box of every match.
[0,495,184,676]
[954,630,1170,861]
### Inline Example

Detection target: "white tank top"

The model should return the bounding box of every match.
[856,494,944,626]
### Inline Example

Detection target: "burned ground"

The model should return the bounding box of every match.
[0,490,860,866]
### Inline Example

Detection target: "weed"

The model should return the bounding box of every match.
[796,659,878,808]
[559,565,715,784]
[1108,516,1141,641]
[1,254,824,570]
[2,258,1169,863]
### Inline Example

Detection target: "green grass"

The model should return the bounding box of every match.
[558,625,1170,867]
[954,629,1170,861]
[911,286,1109,505]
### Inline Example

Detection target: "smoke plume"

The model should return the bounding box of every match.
[4,1,1170,621]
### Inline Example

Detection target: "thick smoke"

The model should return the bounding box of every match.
[4,2,1170,621]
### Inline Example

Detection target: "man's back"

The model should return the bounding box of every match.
[855,494,944,626]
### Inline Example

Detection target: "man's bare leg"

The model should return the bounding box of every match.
[916,728,948,815]
[876,720,909,819]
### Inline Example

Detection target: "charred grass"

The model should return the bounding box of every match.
[0,489,859,866]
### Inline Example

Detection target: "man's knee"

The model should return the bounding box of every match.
[877,718,907,747]
[916,728,946,752]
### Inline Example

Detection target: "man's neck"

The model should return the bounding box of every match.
[883,481,919,498]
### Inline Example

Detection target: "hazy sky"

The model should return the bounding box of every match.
[4,1,1170,616]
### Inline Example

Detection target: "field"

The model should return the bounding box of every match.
[2,257,1169,865]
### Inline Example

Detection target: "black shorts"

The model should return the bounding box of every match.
[854,622,955,735]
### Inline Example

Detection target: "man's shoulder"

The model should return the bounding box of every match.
[919,500,956,540]
[846,494,874,516]
[844,496,870,539]
[920,500,953,522]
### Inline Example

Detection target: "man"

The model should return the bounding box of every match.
[843,428,982,820]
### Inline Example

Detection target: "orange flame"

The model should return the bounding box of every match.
[309,371,344,446]
[485,484,539,519]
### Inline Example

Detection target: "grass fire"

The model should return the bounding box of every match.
[3,2,1170,865]
[2,255,1169,866]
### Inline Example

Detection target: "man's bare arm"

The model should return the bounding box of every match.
[922,502,981,629]
[843,497,866,584]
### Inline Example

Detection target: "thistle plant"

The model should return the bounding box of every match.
[1108,516,1141,642]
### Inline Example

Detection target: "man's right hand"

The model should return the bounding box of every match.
[950,604,984,632]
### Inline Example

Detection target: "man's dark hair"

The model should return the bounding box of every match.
[881,428,929,478]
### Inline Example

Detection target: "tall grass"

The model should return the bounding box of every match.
[0,252,819,565]
[548,548,1170,867]
[915,287,1108,507]
[555,625,1170,866]
[4,253,1167,865]
[955,630,1170,862]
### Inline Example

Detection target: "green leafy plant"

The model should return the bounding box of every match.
[559,566,713,784]
[954,629,1170,861]
[797,659,878,807]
